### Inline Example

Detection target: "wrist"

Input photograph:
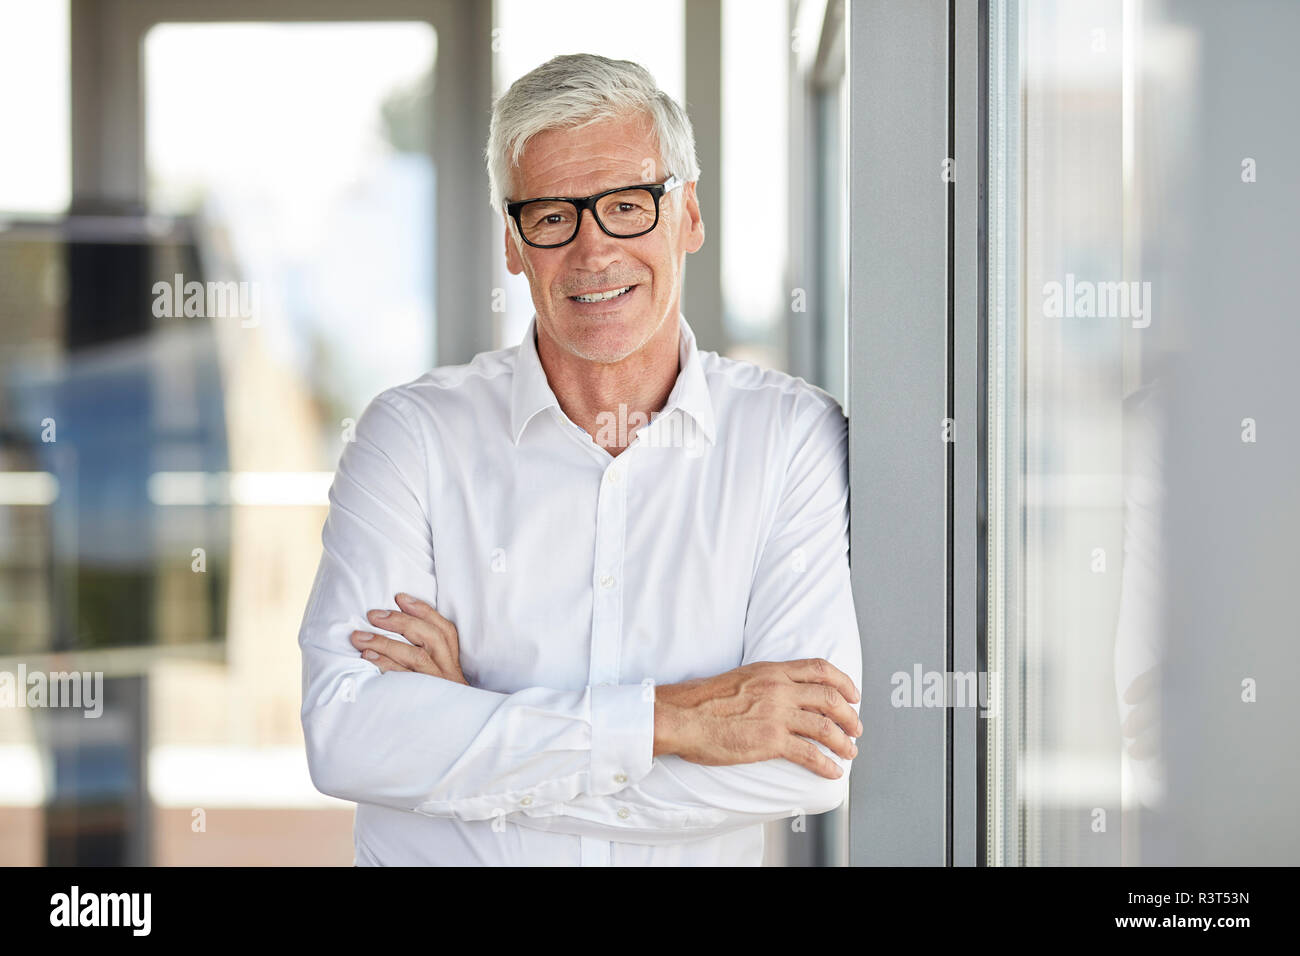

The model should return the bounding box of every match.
[652,684,687,758]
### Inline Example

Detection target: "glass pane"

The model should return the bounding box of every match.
[0,0,69,215]
[989,0,1154,869]
[0,19,438,866]
[722,0,788,367]
[144,22,437,416]
[138,20,437,866]
[987,0,1300,865]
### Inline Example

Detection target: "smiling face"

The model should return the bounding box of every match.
[503,112,704,365]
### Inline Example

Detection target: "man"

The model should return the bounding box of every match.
[298,53,862,866]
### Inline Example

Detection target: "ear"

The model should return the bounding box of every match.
[679,181,705,255]
[503,216,524,275]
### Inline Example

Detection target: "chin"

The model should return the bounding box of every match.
[554,311,658,364]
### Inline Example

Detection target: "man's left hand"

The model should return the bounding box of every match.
[350,592,468,684]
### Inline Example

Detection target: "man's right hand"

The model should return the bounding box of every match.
[651,659,862,780]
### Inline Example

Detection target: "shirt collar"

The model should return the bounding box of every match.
[510,313,717,447]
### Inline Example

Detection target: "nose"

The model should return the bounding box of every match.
[567,206,621,272]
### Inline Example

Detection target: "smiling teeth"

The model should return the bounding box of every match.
[573,286,632,303]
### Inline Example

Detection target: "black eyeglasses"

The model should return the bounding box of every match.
[505,175,684,249]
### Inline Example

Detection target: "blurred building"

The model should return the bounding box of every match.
[0,0,849,866]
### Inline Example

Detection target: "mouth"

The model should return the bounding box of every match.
[568,284,638,306]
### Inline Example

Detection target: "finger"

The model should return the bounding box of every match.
[782,658,860,704]
[362,649,410,674]
[395,593,458,642]
[351,630,428,673]
[793,682,862,738]
[788,708,858,760]
[391,595,461,673]
[365,609,458,676]
[366,608,427,647]
[780,734,844,780]
[1123,666,1159,705]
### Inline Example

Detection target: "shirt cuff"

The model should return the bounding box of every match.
[589,682,655,797]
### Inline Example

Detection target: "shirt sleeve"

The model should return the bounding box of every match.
[299,391,656,822]
[510,398,863,844]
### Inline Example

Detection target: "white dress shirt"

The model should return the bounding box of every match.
[298,313,861,865]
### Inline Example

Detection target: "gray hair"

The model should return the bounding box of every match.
[484,53,701,212]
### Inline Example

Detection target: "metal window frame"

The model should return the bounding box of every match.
[683,0,726,356]
[847,0,986,866]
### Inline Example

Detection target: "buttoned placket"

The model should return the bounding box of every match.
[545,409,674,864]
[582,431,635,866]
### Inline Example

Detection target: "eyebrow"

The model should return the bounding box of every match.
[511,179,653,201]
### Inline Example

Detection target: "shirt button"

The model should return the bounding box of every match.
[599,574,616,589]
[519,796,533,806]
[614,773,628,784]
[617,807,631,820]
[606,467,622,484]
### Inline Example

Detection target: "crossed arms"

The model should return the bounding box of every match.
[298,391,863,843]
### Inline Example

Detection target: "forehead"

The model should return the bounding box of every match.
[513,112,662,198]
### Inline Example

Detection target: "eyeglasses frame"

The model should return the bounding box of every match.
[504,174,685,249]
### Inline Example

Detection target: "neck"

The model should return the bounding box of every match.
[536,313,681,456]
